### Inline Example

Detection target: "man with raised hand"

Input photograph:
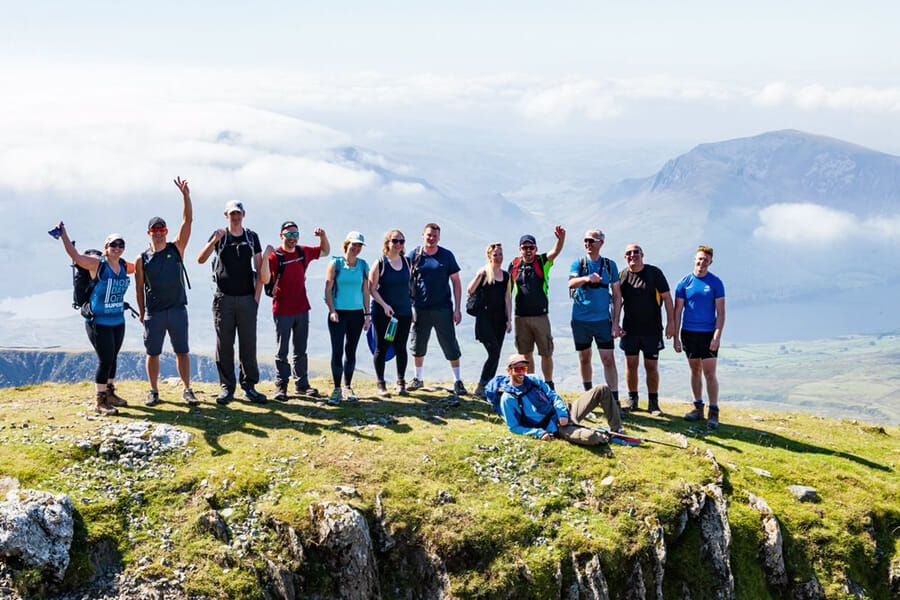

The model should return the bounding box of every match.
[197,200,272,405]
[406,222,466,396]
[267,220,330,401]
[499,353,621,444]
[618,243,674,416]
[567,229,622,410]
[135,177,197,407]
[509,226,566,390]
[674,245,726,429]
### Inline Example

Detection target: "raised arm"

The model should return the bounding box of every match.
[57,222,101,273]
[315,227,330,257]
[172,177,193,257]
[197,230,225,264]
[546,225,566,263]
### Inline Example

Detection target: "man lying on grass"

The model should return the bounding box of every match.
[499,353,623,444]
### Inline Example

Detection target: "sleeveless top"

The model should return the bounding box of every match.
[89,257,130,326]
[141,242,187,312]
[332,257,368,311]
[373,256,412,317]
[479,270,509,322]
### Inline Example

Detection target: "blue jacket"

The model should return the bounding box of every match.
[500,375,570,438]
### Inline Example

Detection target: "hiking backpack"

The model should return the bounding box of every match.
[483,374,554,429]
[264,248,305,298]
[72,249,103,310]
[211,228,256,284]
[569,256,612,301]
[141,243,191,297]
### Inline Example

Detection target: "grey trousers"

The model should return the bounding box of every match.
[557,384,622,446]
[274,312,311,390]
[213,293,259,391]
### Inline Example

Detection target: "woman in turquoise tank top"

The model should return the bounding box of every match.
[324,231,370,403]
[57,222,134,416]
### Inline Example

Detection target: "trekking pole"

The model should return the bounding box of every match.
[591,427,685,448]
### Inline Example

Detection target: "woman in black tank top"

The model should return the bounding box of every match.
[467,242,512,397]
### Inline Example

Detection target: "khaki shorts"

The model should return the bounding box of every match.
[514,315,554,356]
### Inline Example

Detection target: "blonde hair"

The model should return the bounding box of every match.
[697,245,714,258]
[382,229,405,256]
[483,242,503,285]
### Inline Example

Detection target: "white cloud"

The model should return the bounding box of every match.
[518,80,621,123]
[388,181,427,195]
[751,82,900,112]
[0,290,73,320]
[754,203,900,243]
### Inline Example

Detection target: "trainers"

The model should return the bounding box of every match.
[375,381,390,397]
[327,388,342,405]
[144,389,161,407]
[215,389,234,405]
[474,382,486,399]
[647,399,663,416]
[684,402,705,422]
[106,383,128,407]
[406,378,424,391]
[453,380,468,396]
[707,405,720,429]
[344,387,359,402]
[295,386,320,398]
[243,387,268,404]
[95,391,118,416]
[396,379,409,397]
[182,388,199,406]
[623,396,639,412]
[273,388,289,402]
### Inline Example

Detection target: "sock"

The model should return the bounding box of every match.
[648,392,659,403]
[415,366,424,380]
[451,366,461,382]
[612,390,619,403]
[694,399,704,407]
[582,381,592,391]
[546,381,555,391]
[629,392,639,401]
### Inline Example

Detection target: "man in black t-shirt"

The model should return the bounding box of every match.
[197,200,273,405]
[617,243,674,415]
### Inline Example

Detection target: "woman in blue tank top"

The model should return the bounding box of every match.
[57,223,134,415]
[324,231,370,404]
[368,229,414,397]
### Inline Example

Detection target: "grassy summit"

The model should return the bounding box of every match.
[0,381,897,599]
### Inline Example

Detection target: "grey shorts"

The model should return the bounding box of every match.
[410,307,461,361]
[571,319,613,351]
[143,305,190,356]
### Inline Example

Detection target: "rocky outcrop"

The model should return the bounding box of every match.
[571,552,610,600]
[310,501,381,600]
[746,492,788,592]
[0,489,74,580]
[644,516,666,600]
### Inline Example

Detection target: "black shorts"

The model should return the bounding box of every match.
[571,319,614,351]
[619,333,664,359]
[681,330,717,359]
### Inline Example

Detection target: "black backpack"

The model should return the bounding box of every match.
[264,248,306,297]
[72,249,103,310]
[211,228,256,284]
[569,256,611,300]
[140,242,191,296]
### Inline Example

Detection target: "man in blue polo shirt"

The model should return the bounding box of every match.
[674,245,726,428]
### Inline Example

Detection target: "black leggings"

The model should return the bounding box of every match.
[328,309,365,388]
[475,315,507,384]
[86,322,125,385]
[371,311,412,382]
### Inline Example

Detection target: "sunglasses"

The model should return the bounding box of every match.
[149,227,167,234]
[282,231,300,238]
[520,245,536,251]
[108,241,125,249]
[509,365,528,373]
[390,238,405,244]
[584,238,600,245]
[625,250,642,256]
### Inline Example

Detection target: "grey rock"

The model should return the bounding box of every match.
[644,516,666,600]
[698,484,734,600]
[0,489,74,580]
[890,557,900,598]
[624,560,646,600]
[197,510,230,543]
[436,490,454,505]
[262,553,295,600]
[0,478,19,495]
[310,502,381,600]
[747,467,773,478]
[839,575,866,599]
[335,485,359,498]
[787,485,819,502]
[571,552,609,600]
[746,492,788,591]
[373,493,396,553]
[792,576,825,600]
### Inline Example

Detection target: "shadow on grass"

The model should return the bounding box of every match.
[114,387,500,456]
[621,411,893,472]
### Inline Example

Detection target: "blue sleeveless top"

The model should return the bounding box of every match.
[332,257,368,311]
[89,257,130,326]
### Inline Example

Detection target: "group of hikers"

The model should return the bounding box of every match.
[55,177,726,445]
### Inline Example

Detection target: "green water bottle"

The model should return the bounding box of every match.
[384,316,398,341]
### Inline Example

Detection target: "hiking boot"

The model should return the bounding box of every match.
[215,389,234,405]
[622,396,639,412]
[106,383,128,407]
[684,402,705,422]
[95,391,118,416]
[647,398,663,416]
[295,385,320,398]
[396,379,410,397]
[327,388,342,405]
[474,382,486,399]
[243,387,268,404]
[182,388,199,406]
[273,387,289,402]
[344,387,359,402]
[144,389,161,407]
[707,405,720,429]
[453,380,468,397]
[406,378,424,391]
[375,381,390,397]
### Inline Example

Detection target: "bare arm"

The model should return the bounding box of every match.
[362,270,371,331]
[315,228,330,257]
[673,297,684,353]
[369,261,394,316]
[611,282,623,337]
[57,222,101,273]
[466,269,485,295]
[661,291,675,339]
[325,260,338,322]
[173,177,193,257]
[255,245,273,303]
[505,273,512,332]
[451,271,462,325]
[546,225,566,263]
[710,297,726,350]
[134,256,146,322]
[197,230,224,264]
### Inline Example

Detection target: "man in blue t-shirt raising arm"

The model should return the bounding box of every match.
[673,245,726,428]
